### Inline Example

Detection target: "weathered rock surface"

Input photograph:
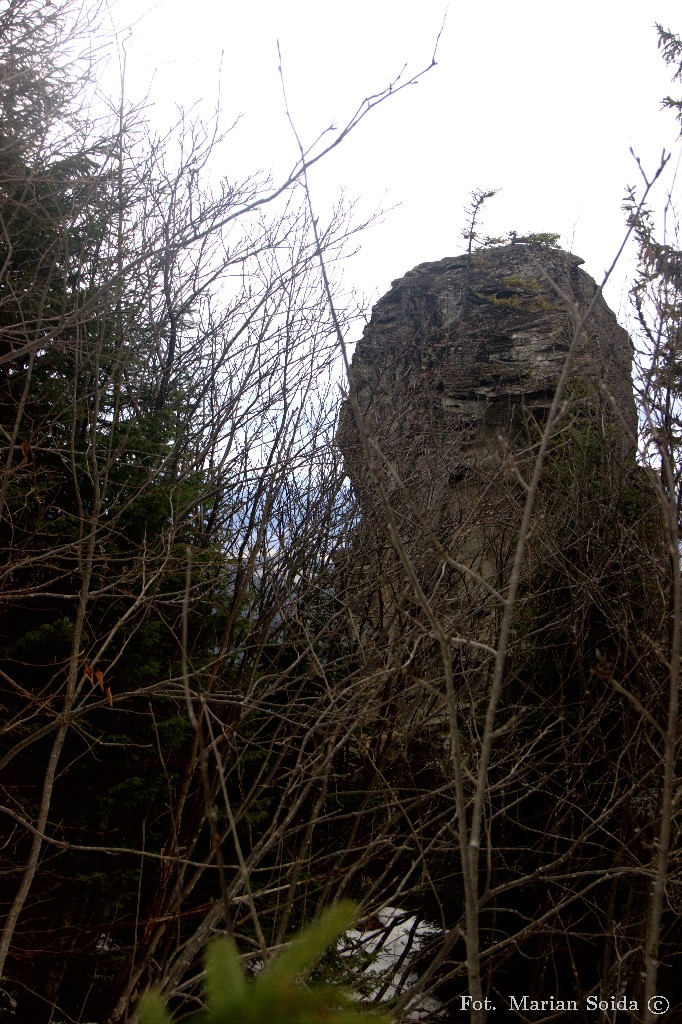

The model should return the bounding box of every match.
[339,243,636,511]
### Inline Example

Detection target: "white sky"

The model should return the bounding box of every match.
[103,0,682,327]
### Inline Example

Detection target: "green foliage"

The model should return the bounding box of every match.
[657,23,682,118]
[508,230,560,247]
[137,903,391,1024]
[10,617,76,661]
[480,231,561,249]
[461,187,499,253]
[623,28,682,470]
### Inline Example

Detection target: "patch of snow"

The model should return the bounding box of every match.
[339,906,444,1021]
[0,986,17,1015]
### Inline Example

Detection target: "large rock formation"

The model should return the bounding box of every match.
[339,243,636,518]
[332,245,676,1015]
[335,241,642,663]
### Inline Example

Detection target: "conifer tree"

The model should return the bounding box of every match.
[0,2,369,1017]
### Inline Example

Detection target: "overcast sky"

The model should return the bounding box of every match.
[105,0,682,328]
